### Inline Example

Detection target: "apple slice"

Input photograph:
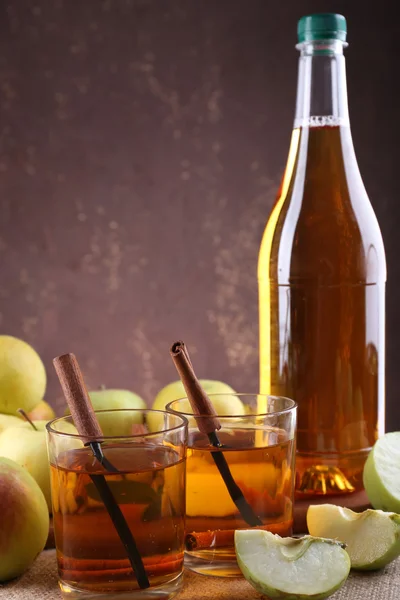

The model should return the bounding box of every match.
[235,530,350,599]
[363,431,400,513]
[307,504,400,570]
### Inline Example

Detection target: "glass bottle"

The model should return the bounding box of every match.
[258,14,386,496]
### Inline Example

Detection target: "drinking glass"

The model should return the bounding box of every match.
[167,394,296,577]
[47,409,187,599]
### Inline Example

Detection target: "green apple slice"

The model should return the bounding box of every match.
[307,504,400,570]
[235,530,350,599]
[363,431,400,513]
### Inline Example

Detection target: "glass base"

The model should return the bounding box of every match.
[184,551,242,577]
[59,572,183,599]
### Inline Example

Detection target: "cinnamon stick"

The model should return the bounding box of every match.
[170,341,221,434]
[169,340,262,527]
[53,353,103,444]
[53,352,150,589]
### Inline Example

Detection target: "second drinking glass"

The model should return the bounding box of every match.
[167,394,297,577]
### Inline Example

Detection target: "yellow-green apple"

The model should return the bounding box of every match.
[27,400,55,422]
[0,335,46,415]
[0,415,51,511]
[0,414,22,434]
[65,388,146,436]
[0,457,49,582]
[307,504,400,570]
[148,379,241,431]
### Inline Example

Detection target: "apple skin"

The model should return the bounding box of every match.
[0,457,49,582]
[307,504,400,570]
[27,400,55,422]
[65,389,147,436]
[0,414,22,434]
[363,432,400,514]
[0,420,52,512]
[148,379,241,432]
[0,335,46,415]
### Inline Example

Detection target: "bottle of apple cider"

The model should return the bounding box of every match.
[258,14,386,496]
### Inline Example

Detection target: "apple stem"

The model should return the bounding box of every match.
[17,408,38,431]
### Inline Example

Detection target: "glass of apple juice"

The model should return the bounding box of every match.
[166,394,297,577]
[46,409,187,600]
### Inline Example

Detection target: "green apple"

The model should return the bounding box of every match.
[0,413,22,434]
[0,457,49,582]
[307,504,400,570]
[65,388,146,436]
[0,335,46,415]
[363,431,400,513]
[148,379,241,431]
[27,400,55,422]
[0,419,52,511]
[235,530,350,600]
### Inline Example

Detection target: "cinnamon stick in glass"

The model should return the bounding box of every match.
[53,353,150,589]
[170,341,262,527]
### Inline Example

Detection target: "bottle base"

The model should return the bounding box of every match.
[295,448,371,496]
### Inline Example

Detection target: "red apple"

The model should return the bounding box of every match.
[0,457,49,581]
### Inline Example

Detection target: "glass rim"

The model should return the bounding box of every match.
[46,408,188,440]
[166,393,297,419]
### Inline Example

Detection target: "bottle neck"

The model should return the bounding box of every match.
[294,39,349,128]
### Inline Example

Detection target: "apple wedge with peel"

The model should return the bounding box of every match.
[363,431,400,513]
[307,504,400,570]
[235,530,350,600]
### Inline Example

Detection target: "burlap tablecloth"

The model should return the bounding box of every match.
[1,550,399,599]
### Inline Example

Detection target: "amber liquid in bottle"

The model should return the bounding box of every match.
[258,38,386,497]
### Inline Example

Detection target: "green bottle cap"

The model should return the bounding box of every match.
[297,13,347,43]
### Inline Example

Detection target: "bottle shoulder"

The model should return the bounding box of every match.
[258,202,386,285]
[258,127,386,285]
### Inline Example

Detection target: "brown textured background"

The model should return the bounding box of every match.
[0,1,398,427]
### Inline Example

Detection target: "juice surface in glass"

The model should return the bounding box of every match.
[167,394,296,577]
[47,410,187,600]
